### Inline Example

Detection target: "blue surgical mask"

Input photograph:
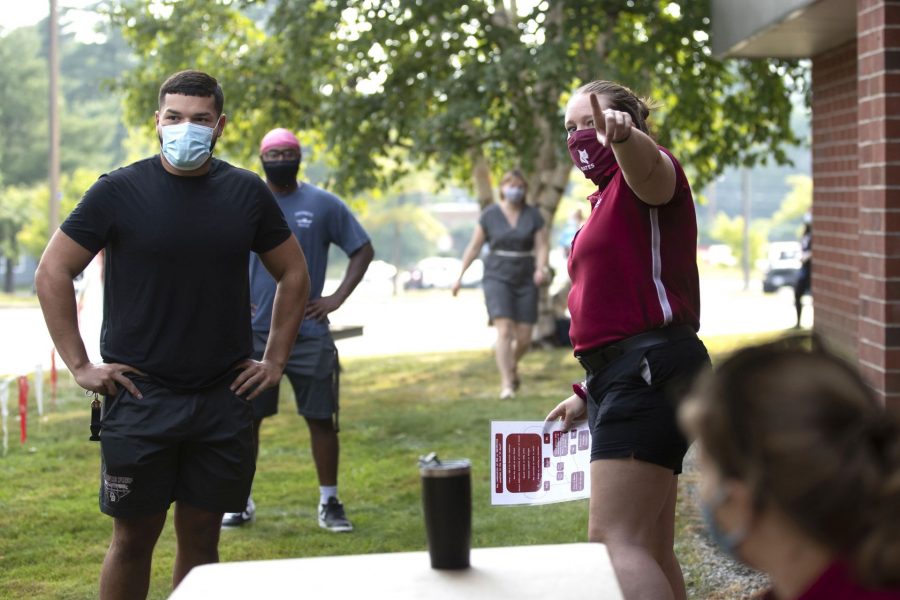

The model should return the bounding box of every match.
[160,121,217,170]
[504,186,525,203]
[700,485,747,559]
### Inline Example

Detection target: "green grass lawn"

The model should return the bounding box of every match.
[0,332,780,599]
[0,291,40,308]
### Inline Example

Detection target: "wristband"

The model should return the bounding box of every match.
[572,381,588,401]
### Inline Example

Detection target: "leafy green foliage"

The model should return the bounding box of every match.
[767,174,811,241]
[361,200,448,268]
[709,211,768,269]
[110,0,806,202]
[16,169,102,258]
[0,27,49,187]
[0,18,134,266]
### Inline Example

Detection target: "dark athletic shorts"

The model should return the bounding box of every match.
[584,336,710,474]
[99,373,255,518]
[483,278,538,324]
[250,331,339,421]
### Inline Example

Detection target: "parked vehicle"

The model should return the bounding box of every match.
[403,257,483,289]
[761,241,802,293]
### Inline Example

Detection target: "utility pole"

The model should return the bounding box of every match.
[48,0,61,234]
[741,167,751,291]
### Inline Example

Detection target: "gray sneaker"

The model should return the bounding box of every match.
[318,497,353,532]
[222,497,255,528]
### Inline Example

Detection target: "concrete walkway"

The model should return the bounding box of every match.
[0,274,810,378]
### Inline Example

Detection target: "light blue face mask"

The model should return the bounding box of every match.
[699,484,747,559]
[160,121,217,170]
[504,186,525,203]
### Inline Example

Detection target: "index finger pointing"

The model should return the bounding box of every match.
[589,93,609,145]
[589,93,606,131]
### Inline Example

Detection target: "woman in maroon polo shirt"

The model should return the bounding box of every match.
[546,80,710,599]
[681,337,900,600]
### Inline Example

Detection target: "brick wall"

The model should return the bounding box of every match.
[811,41,860,354]
[856,0,900,409]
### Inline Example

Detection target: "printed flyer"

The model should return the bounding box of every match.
[491,420,592,506]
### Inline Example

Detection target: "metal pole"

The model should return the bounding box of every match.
[741,167,751,291]
[48,0,61,234]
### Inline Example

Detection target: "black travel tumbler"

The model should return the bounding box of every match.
[419,453,471,569]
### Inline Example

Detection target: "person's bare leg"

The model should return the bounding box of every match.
[511,322,533,388]
[588,458,678,600]
[306,416,338,486]
[652,475,686,600]
[493,318,516,393]
[99,511,167,600]
[173,502,223,588]
[513,323,533,361]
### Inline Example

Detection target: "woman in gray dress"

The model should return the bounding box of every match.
[452,169,550,399]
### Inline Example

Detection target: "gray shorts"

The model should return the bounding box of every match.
[483,277,538,324]
[251,331,339,421]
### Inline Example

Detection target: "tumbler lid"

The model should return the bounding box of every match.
[418,453,471,477]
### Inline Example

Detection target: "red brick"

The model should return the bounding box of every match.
[861,208,892,230]
[860,53,885,75]
[858,275,900,298]
[860,319,888,345]
[859,72,900,94]
[861,236,900,259]
[856,339,900,369]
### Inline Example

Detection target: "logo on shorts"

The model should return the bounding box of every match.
[103,474,134,504]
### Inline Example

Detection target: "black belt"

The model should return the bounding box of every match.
[575,324,697,375]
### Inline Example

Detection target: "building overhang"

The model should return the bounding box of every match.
[712,0,855,58]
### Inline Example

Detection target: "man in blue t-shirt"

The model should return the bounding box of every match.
[222,128,373,531]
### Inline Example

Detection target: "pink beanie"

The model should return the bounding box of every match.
[260,128,300,154]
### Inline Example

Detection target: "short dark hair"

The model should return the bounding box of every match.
[158,70,224,116]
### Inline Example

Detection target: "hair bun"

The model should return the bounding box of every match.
[638,99,650,121]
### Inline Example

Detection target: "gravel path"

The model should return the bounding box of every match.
[680,445,771,599]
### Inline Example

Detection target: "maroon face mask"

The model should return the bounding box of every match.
[567,128,618,185]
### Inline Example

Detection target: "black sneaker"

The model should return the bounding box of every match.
[318,497,353,532]
[222,497,255,528]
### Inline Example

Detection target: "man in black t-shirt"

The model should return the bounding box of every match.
[35,70,310,600]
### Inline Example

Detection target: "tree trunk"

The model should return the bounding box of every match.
[470,147,495,209]
[519,100,574,346]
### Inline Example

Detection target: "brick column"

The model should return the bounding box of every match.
[811,42,859,352]
[857,0,900,409]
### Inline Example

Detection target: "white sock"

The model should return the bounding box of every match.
[320,486,338,505]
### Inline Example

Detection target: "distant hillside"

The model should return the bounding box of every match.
[697,103,811,241]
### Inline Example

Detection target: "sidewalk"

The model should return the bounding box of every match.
[0,275,810,377]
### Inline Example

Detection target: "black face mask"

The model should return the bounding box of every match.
[262,159,300,187]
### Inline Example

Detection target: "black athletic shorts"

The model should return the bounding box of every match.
[584,335,710,474]
[98,373,255,518]
[250,331,339,421]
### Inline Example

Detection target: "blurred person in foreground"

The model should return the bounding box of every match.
[452,169,550,399]
[545,80,709,600]
[680,336,900,600]
[35,71,309,599]
[222,128,373,531]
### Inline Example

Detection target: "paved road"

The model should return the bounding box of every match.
[0,275,810,377]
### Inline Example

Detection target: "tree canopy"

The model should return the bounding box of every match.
[0,16,133,287]
[112,0,806,215]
